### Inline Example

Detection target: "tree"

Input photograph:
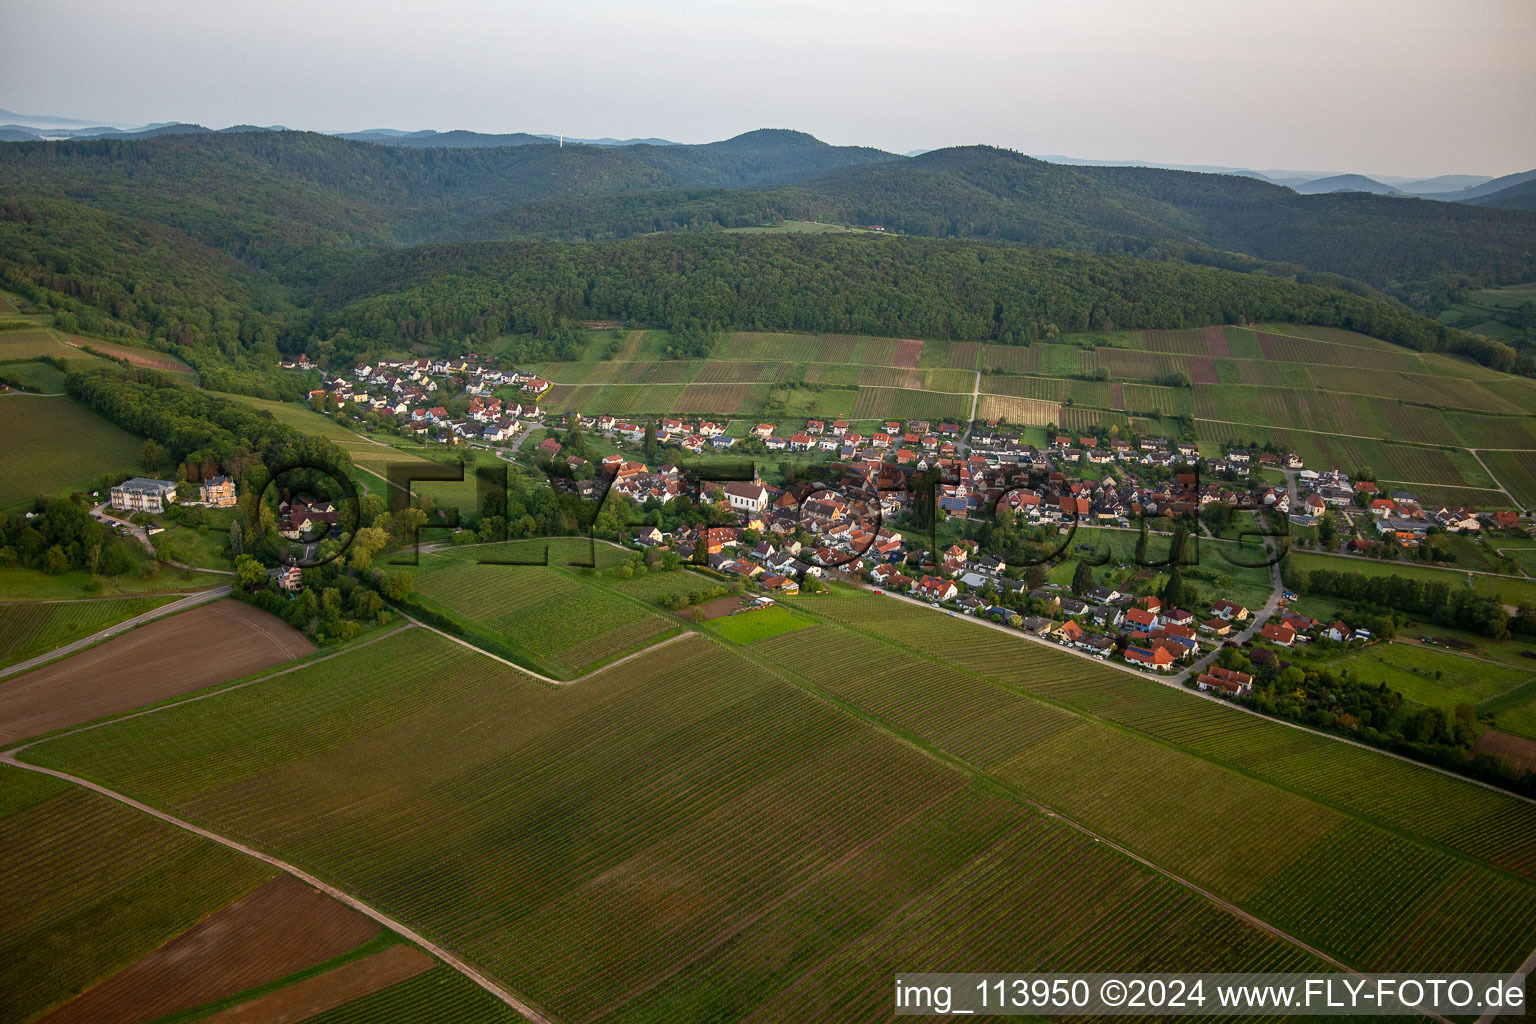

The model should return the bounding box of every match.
[42,545,69,574]
[1162,566,1187,609]
[229,519,243,556]
[235,554,266,589]
[1071,558,1094,596]
[381,569,415,601]
[644,420,658,465]
[140,439,161,474]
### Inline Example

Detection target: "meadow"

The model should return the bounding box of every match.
[0,395,146,509]
[1286,550,1536,608]
[704,603,815,644]
[24,628,1339,1023]
[1319,639,1534,711]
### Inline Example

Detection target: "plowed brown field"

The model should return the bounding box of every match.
[40,875,380,1024]
[0,600,313,743]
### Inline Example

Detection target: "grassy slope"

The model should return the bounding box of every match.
[0,395,144,510]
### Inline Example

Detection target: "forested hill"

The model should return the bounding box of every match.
[473,146,1536,303]
[315,234,1499,369]
[3,131,1532,302]
[0,129,896,259]
[1,129,1531,389]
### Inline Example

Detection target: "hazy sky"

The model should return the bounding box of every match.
[3,0,1533,177]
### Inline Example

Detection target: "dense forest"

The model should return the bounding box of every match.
[1,129,1532,387]
[319,234,1512,366]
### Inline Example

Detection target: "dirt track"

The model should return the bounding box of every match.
[0,600,313,744]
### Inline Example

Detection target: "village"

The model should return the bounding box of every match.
[282,352,1535,693]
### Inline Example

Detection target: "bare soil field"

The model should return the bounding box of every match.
[0,600,313,744]
[56,332,195,376]
[1186,355,1219,384]
[202,944,434,1024]
[696,595,755,620]
[892,339,924,368]
[1204,325,1232,357]
[41,876,381,1024]
[1476,729,1536,774]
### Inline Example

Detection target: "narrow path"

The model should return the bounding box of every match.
[0,755,552,1024]
[405,615,698,686]
[1468,447,1526,511]
[957,371,981,456]
[0,622,553,1022]
[0,586,231,681]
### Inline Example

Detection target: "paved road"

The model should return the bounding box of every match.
[91,502,237,576]
[0,585,231,681]
[957,371,981,456]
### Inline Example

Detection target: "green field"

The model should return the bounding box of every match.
[407,547,677,677]
[22,576,1536,1013]
[0,395,148,509]
[0,596,177,669]
[705,603,815,644]
[1286,550,1536,608]
[23,628,1344,1022]
[0,767,274,1023]
[1321,640,1535,711]
[783,589,1536,885]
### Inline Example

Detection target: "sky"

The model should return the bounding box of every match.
[2,0,1533,178]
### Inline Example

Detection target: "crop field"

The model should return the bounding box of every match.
[0,596,177,669]
[976,395,1060,425]
[609,566,728,605]
[848,385,970,421]
[793,589,1536,878]
[0,395,147,509]
[55,331,197,377]
[1482,449,1536,509]
[946,341,982,369]
[0,360,68,392]
[979,344,1034,373]
[0,328,88,363]
[759,595,1536,971]
[297,966,525,1024]
[0,599,314,745]
[41,874,384,1024]
[409,557,677,677]
[1121,383,1194,417]
[23,628,1352,1022]
[1321,639,1534,711]
[1132,327,1210,355]
[982,374,1067,401]
[0,767,274,1024]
